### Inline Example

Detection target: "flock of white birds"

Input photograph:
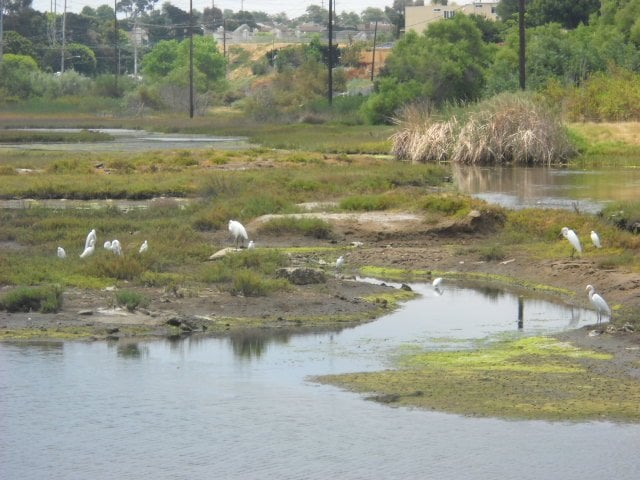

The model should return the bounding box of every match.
[57,228,148,260]
[561,226,611,324]
[55,219,614,326]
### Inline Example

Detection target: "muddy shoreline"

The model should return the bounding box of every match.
[2,215,639,381]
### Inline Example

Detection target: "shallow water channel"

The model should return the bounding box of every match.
[2,281,639,480]
[453,165,640,213]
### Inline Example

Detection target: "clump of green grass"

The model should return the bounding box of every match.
[420,194,471,216]
[340,194,400,211]
[83,255,146,281]
[0,285,63,313]
[257,217,334,239]
[115,289,150,311]
[479,244,507,262]
[228,269,290,297]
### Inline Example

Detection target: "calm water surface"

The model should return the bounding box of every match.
[2,282,639,480]
[453,165,640,213]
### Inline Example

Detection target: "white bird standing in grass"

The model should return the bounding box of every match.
[80,237,96,258]
[228,220,248,249]
[591,230,602,249]
[336,255,345,271]
[85,229,96,251]
[586,284,611,324]
[57,247,66,259]
[247,240,255,249]
[104,239,123,256]
[561,227,582,257]
[139,240,148,254]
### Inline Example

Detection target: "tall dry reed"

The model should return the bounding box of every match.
[391,94,575,165]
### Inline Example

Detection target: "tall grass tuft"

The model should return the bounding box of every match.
[115,289,150,311]
[0,285,64,313]
[391,94,575,166]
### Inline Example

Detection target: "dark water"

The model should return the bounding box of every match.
[2,282,639,480]
[453,165,640,213]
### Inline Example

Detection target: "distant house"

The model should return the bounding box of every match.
[405,1,498,34]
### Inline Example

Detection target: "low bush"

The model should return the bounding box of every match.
[0,285,63,313]
[115,289,150,311]
[228,269,290,297]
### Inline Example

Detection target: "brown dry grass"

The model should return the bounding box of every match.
[568,122,640,145]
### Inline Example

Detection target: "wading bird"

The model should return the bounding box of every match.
[228,220,248,249]
[247,240,255,249]
[590,230,602,249]
[85,229,96,251]
[561,227,582,257]
[336,255,345,271]
[57,247,66,259]
[104,239,122,256]
[139,240,148,254]
[432,277,443,295]
[586,284,611,324]
[80,237,95,258]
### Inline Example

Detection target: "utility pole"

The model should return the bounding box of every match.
[370,20,378,82]
[1,0,5,65]
[518,0,525,90]
[114,0,118,91]
[189,0,194,118]
[61,0,67,73]
[327,0,333,105]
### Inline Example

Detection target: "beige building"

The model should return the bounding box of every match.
[405,2,499,35]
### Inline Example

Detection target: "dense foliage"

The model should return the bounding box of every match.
[1,1,640,122]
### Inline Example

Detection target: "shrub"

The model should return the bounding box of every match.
[0,285,63,313]
[115,290,150,311]
[391,93,574,166]
[229,269,289,297]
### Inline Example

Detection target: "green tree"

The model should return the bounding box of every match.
[528,0,600,29]
[362,14,493,123]
[2,30,36,57]
[0,53,39,99]
[360,7,388,24]
[141,35,226,91]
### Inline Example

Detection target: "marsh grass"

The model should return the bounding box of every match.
[0,285,63,313]
[0,130,114,143]
[392,93,574,165]
[115,289,150,311]
[229,269,291,297]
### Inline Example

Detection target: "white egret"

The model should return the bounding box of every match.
[247,240,255,249]
[80,237,95,258]
[586,284,611,324]
[228,220,248,249]
[432,277,443,289]
[590,230,602,249]
[104,239,123,255]
[111,239,122,256]
[336,255,345,270]
[139,240,148,254]
[561,227,582,257]
[85,229,96,251]
[57,247,66,259]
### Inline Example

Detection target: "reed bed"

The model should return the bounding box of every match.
[392,94,575,166]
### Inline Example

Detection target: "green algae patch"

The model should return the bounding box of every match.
[317,336,640,422]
